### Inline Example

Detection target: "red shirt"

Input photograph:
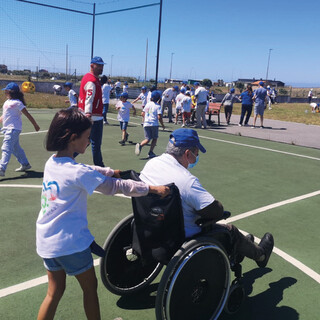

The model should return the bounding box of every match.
[78,72,103,117]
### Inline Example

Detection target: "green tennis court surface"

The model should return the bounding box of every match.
[0,109,319,319]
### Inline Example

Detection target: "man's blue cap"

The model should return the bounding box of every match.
[151,90,161,101]
[169,128,206,153]
[141,86,147,90]
[194,82,200,86]
[2,82,19,92]
[259,81,264,86]
[120,92,128,99]
[230,88,235,93]
[64,82,73,88]
[91,56,105,65]
[173,85,179,91]
[180,87,186,93]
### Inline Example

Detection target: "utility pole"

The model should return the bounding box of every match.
[169,52,174,81]
[266,48,273,81]
[144,38,148,83]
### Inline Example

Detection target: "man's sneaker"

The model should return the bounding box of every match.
[135,143,142,155]
[103,120,109,125]
[125,133,129,142]
[235,234,254,264]
[119,140,125,146]
[256,233,274,268]
[148,151,156,158]
[0,169,5,177]
[15,164,31,172]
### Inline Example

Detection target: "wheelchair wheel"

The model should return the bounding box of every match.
[100,214,163,295]
[155,237,231,320]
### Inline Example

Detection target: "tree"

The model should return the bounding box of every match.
[202,79,212,88]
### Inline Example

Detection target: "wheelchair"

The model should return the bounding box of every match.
[100,171,246,320]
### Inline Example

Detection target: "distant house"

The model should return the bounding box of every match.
[235,78,285,88]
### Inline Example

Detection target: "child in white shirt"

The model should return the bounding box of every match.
[0,82,40,176]
[116,92,136,145]
[36,108,169,320]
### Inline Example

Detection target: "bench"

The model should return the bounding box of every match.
[207,102,221,125]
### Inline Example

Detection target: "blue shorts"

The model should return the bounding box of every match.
[144,126,159,140]
[119,121,128,131]
[254,104,265,116]
[43,247,93,276]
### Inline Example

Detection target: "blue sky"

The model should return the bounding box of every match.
[1,0,320,87]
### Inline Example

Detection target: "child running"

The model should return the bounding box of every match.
[135,91,165,158]
[0,82,40,177]
[116,92,136,145]
[36,108,169,320]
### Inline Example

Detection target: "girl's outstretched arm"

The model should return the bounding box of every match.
[21,108,40,131]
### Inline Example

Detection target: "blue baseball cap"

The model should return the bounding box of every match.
[2,82,19,92]
[141,86,147,91]
[90,56,105,65]
[151,90,161,101]
[180,87,186,93]
[173,85,179,91]
[259,81,264,86]
[64,82,73,88]
[194,82,200,86]
[230,88,235,93]
[169,128,206,153]
[120,92,128,99]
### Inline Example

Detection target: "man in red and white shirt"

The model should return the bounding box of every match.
[78,56,105,166]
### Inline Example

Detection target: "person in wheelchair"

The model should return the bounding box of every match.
[139,128,274,268]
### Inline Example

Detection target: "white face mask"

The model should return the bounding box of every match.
[187,150,199,169]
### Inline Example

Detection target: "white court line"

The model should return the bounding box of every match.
[0,185,319,298]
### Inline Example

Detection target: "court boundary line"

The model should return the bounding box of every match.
[0,185,319,298]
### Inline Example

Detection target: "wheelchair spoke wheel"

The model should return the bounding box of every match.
[100,214,163,295]
[156,238,231,320]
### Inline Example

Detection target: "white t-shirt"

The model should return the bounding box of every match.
[1,99,26,130]
[175,93,185,109]
[36,156,106,258]
[146,91,152,103]
[102,84,112,104]
[162,88,176,102]
[116,101,133,122]
[195,86,208,104]
[68,89,78,107]
[140,153,214,238]
[182,96,192,113]
[138,92,148,106]
[123,85,128,93]
[143,101,162,127]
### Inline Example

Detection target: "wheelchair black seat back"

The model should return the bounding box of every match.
[100,170,245,319]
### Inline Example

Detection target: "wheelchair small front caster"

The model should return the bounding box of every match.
[224,279,245,315]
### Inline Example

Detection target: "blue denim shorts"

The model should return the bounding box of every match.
[119,121,128,130]
[43,247,93,276]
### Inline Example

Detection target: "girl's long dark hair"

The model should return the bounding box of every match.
[46,108,92,151]
[247,84,253,96]
[7,90,26,105]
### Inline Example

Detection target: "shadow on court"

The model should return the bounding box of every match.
[221,268,298,320]
[0,170,43,182]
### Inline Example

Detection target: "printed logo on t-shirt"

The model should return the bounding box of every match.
[41,181,60,215]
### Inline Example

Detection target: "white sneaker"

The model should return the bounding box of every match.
[103,121,109,125]
[15,164,31,172]
[0,170,5,177]
[135,143,142,156]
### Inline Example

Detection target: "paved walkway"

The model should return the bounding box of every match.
[117,99,320,150]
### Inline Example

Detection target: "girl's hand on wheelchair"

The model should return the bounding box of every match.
[149,185,170,198]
